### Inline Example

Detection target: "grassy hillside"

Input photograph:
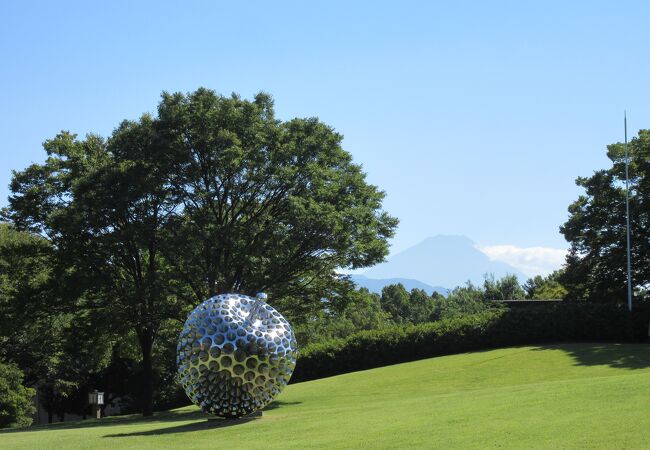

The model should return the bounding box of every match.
[3,343,650,449]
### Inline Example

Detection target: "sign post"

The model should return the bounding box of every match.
[88,390,104,419]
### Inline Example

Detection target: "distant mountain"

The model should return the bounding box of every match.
[363,235,526,289]
[349,274,448,297]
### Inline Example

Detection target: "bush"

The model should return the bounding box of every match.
[0,361,36,428]
[292,301,650,382]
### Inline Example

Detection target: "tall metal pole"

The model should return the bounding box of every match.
[624,111,633,312]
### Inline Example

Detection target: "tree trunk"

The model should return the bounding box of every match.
[139,329,155,417]
[47,409,52,424]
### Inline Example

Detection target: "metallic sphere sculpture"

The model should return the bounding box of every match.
[177,293,298,418]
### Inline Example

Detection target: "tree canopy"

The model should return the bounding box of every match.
[560,130,650,302]
[523,271,567,300]
[5,88,398,415]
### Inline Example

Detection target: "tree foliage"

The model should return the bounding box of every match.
[0,224,116,422]
[524,271,568,300]
[430,274,522,320]
[561,130,650,302]
[434,282,490,319]
[295,275,525,347]
[295,288,391,345]
[5,88,397,416]
[156,89,398,305]
[0,223,52,356]
[483,274,525,300]
[380,284,439,324]
[0,361,35,428]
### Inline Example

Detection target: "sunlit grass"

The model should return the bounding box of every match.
[3,343,650,449]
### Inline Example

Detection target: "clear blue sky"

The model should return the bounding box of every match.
[1,0,649,260]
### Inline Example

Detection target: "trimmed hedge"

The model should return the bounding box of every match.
[291,301,650,382]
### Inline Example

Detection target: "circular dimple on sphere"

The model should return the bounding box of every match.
[177,293,298,418]
[233,364,245,376]
[244,370,256,381]
[234,350,247,363]
[222,343,234,354]
[221,355,232,368]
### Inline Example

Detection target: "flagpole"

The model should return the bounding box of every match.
[624,111,633,312]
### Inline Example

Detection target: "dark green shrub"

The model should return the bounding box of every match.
[0,361,36,428]
[292,301,650,382]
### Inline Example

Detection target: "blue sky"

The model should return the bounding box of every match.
[1,1,649,275]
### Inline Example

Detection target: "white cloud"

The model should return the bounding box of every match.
[476,244,567,278]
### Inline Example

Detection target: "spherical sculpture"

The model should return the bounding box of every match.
[176,293,298,418]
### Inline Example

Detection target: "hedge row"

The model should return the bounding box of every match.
[291,301,650,383]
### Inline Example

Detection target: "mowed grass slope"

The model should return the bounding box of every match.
[3,343,650,449]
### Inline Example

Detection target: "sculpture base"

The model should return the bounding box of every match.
[229,410,263,420]
[208,410,263,421]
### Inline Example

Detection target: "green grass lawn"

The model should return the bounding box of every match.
[3,343,650,449]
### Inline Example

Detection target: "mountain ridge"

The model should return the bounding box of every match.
[362,235,525,288]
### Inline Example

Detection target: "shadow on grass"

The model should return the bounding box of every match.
[0,400,302,436]
[102,400,301,438]
[0,408,208,434]
[103,416,258,437]
[263,400,301,411]
[533,343,650,370]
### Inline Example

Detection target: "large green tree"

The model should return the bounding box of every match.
[156,90,398,308]
[560,130,650,302]
[6,88,398,416]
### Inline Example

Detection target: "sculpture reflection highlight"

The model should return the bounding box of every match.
[177,293,298,418]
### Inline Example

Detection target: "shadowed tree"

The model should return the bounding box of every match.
[0,361,36,428]
[0,224,119,422]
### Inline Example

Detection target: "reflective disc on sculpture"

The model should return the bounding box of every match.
[176,293,298,418]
